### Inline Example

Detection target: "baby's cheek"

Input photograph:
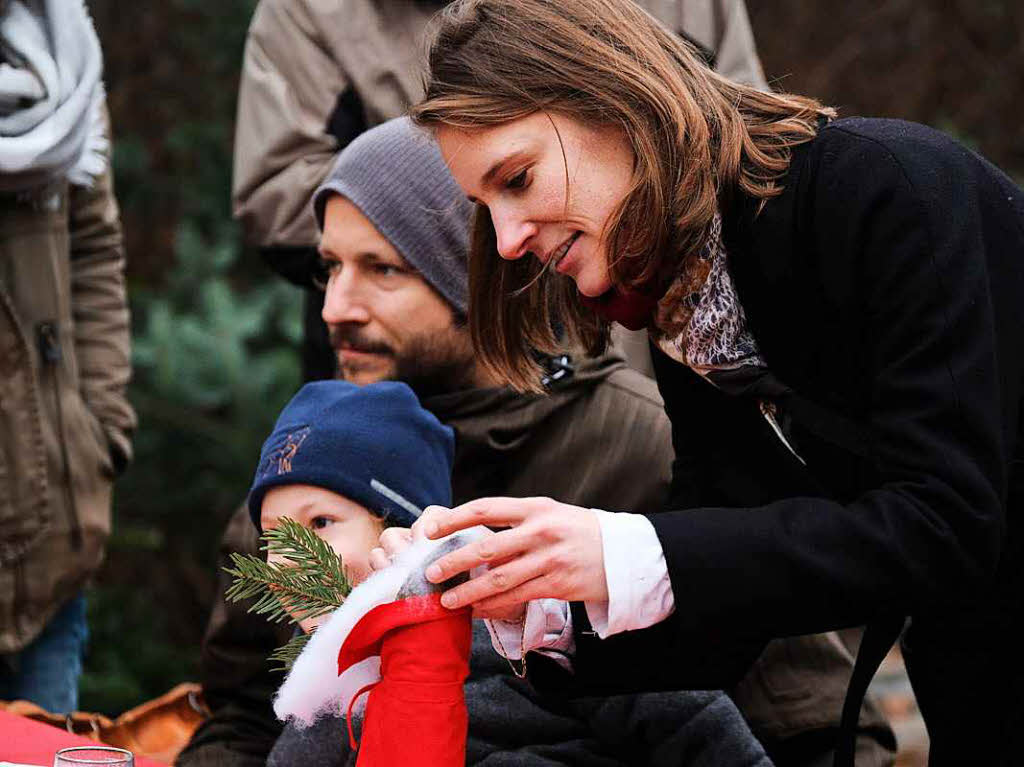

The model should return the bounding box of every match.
[298,613,328,634]
[266,551,287,569]
[344,557,374,586]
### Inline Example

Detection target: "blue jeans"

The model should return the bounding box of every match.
[0,593,88,714]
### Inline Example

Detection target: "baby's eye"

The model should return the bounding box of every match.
[311,516,335,530]
[506,169,528,190]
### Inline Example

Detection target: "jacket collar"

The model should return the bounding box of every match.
[421,352,629,457]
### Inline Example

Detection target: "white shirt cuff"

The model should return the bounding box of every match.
[584,509,675,638]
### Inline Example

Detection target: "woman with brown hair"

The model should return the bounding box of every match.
[377,0,1024,763]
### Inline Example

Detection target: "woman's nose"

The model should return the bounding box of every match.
[490,205,537,261]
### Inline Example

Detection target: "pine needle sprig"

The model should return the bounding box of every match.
[224,517,353,626]
[268,631,314,672]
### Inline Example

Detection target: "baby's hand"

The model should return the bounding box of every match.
[369,504,452,571]
[368,526,416,572]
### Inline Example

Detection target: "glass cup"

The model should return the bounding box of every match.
[53,746,134,767]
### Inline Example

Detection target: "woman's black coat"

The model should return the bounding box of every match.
[536,118,1024,765]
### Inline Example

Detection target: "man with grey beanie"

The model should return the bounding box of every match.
[307,117,483,397]
[313,117,471,317]
[176,116,894,767]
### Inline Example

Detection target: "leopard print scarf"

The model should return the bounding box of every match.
[651,213,766,384]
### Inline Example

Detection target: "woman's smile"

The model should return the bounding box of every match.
[547,231,581,272]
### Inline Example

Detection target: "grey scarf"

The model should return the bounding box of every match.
[0,0,106,191]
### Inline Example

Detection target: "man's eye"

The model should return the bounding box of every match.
[372,264,401,277]
[311,516,334,530]
[313,257,340,290]
[506,169,528,190]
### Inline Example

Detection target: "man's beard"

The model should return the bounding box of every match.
[329,323,478,398]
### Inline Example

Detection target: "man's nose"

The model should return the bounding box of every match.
[490,205,537,261]
[321,271,371,325]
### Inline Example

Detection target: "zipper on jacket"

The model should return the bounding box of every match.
[759,399,807,466]
[37,321,82,551]
[540,354,575,389]
[12,547,28,645]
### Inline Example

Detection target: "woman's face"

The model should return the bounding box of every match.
[437,112,634,298]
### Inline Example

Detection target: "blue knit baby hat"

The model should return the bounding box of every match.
[248,381,454,530]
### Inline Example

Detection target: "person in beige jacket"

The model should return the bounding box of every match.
[0,0,135,714]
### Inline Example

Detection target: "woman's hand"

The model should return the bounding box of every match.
[414,497,608,614]
[368,520,530,622]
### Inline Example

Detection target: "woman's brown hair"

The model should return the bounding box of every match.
[412,0,834,392]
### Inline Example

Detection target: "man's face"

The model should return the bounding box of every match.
[318,196,476,395]
[261,484,384,633]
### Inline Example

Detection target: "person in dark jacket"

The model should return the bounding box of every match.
[177,117,896,766]
[403,1,1024,764]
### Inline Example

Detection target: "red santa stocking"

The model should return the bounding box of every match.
[337,593,472,767]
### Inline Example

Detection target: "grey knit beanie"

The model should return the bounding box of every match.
[312,117,473,315]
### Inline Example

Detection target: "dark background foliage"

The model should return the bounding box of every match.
[80,0,1024,714]
[748,1,1024,176]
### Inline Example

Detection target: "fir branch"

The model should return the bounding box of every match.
[269,631,314,672]
[223,552,336,624]
[262,517,352,595]
[223,517,352,626]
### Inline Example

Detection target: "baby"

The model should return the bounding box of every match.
[247,379,477,766]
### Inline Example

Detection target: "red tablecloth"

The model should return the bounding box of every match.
[0,710,166,766]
